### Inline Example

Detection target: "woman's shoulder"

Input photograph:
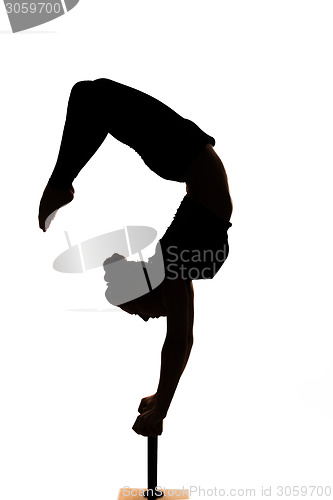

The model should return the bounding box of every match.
[160,279,194,336]
[160,278,193,310]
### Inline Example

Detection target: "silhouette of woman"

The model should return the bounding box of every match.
[38,78,233,437]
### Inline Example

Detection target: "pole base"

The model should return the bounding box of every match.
[118,488,189,500]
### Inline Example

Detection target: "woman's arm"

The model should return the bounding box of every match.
[132,278,194,436]
[154,278,194,418]
[183,279,194,369]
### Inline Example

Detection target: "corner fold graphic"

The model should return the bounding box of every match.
[4,0,80,33]
[64,0,79,11]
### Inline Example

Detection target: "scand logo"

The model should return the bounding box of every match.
[3,0,79,33]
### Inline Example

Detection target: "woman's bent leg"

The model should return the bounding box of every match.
[39,79,112,230]
[48,80,110,189]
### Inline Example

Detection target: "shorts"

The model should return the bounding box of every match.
[156,195,231,280]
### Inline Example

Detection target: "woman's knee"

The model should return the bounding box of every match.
[93,78,110,85]
[70,80,95,100]
[71,78,110,97]
[93,78,112,96]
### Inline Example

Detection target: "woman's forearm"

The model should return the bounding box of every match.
[182,338,193,373]
[154,339,191,418]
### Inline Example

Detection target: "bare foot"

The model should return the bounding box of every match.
[38,183,74,232]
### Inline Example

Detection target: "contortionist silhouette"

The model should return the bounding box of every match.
[38,78,233,437]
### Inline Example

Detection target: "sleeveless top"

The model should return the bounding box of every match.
[148,195,231,281]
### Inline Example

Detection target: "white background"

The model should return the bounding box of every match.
[0,1,333,499]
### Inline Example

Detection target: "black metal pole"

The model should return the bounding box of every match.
[148,436,158,494]
[144,436,163,498]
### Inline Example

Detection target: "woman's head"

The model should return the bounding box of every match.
[103,253,165,320]
[118,289,166,321]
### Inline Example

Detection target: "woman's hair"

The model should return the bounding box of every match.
[103,253,152,306]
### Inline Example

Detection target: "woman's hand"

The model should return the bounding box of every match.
[132,407,164,437]
[138,394,157,414]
